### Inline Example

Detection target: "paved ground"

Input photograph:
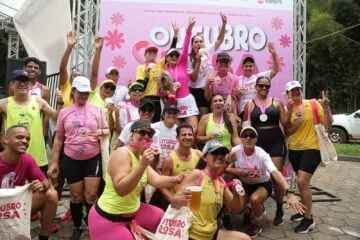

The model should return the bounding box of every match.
[31,161,360,239]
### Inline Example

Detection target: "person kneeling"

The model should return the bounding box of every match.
[0,125,58,240]
[227,126,305,238]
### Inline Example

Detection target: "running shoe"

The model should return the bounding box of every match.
[70,227,83,240]
[290,213,304,222]
[245,222,262,238]
[273,208,284,226]
[294,216,315,233]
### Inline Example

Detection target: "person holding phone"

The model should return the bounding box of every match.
[285,81,333,233]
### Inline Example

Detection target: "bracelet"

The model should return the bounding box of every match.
[285,188,295,195]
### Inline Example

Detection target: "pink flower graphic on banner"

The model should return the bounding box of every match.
[279,35,291,48]
[271,17,283,30]
[111,12,124,26]
[104,29,125,50]
[112,55,127,69]
[267,55,285,72]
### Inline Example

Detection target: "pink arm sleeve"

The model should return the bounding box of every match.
[178,28,192,68]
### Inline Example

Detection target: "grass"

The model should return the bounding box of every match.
[334,143,360,156]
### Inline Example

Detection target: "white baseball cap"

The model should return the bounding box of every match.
[285,81,302,92]
[106,66,119,74]
[72,76,92,92]
[240,125,258,137]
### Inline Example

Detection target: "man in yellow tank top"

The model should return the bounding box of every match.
[160,123,202,203]
[0,70,63,173]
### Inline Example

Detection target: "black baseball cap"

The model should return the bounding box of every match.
[11,70,30,81]
[216,52,231,62]
[139,98,155,110]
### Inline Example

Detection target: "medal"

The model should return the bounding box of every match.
[78,127,88,137]
[259,113,268,122]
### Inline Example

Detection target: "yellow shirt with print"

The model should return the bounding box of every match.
[59,80,72,107]
[135,58,165,97]
[289,99,324,151]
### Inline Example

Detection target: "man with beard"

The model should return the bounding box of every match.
[160,123,202,204]
[0,125,58,240]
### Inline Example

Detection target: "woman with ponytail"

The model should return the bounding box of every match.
[196,95,241,149]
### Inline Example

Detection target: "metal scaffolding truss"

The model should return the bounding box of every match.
[0,13,19,58]
[294,0,307,96]
[70,0,100,78]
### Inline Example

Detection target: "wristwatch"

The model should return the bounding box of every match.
[285,188,295,195]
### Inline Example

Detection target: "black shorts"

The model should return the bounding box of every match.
[242,181,273,197]
[189,88,210,108]
[289,149,321,175]
[256,127,286,157]
[61,153,101,184]
[39,165,48,176]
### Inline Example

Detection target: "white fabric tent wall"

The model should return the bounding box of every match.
[13,0,71,74]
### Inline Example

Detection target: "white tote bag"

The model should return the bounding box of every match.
[97,107,110,179]
[310,100,338,166]
[0,184,32,240]
[154,205,194,240]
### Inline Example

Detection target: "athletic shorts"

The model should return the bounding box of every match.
[189,88,210,108]
[288,149,321,175]
[62,153,101,184]
[39,165,48,176]
[242,181,273,197]
[256,126,286,157]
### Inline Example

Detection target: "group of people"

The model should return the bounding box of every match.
[0,13,333,240]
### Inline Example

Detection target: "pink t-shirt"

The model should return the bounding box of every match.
[210,72,239,99]
[56,104,108,160]
[166,28,192,99]
[0,153,45,189]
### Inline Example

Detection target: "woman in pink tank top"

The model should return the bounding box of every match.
[163,17,199,133]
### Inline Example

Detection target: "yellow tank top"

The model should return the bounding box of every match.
[189,173,224,240]
[5,97,47,167]
[205,113,231,150]
[97,149,147,214]
[170,149,199,194]
[59,81,72,107]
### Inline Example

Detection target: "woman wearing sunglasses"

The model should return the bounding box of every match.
[171,140,251,240]
[242,76,289,226]
[197,95,241,150]
[88,120,183,240]
[285,81,333,234]
[163,17,199,133]
[187,13,227,118]
[48,76,110,240]
[227,126,305,238]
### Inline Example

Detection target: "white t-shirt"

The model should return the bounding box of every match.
[118,101,139,127]
[238,70,272,113]
[112,85,130,105]
[151,121,178,160]
[187,43,216,89]
[232,145,277,184]
[118,121,133,145]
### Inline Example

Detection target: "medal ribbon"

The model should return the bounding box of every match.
[255,96,269,115]
[241,147,259,169]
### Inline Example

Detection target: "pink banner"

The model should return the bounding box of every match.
[99,0,293,99]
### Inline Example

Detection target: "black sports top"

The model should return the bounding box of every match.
[250,98,280,128]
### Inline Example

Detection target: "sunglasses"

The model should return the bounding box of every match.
[240,133,257,139]
[168,53,180,58]
[103,84,116,91]
[130,87,143,92]
[134,129,155,138]
[257,84,271,89]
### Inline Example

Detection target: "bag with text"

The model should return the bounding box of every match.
[0,184,32,240]
[154,205,194,240]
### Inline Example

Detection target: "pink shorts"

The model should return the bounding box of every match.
[89,203,164,240]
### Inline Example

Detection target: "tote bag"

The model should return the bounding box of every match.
[0,184,32,240]
[310,100,338,166]
[97,107,110,179]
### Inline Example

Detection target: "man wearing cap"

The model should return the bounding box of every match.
[105,66,130,105]
[237,43,279,115]
[160,123,202,204]
[59,31,103,107]
[0,125,58,240]
[135,26,179,122]
[116,98,155,147]
[227,125,305,238]
[205,51,240,115]
[285,80,333,234]
[0,70,63,173]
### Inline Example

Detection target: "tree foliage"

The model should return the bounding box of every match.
[306,0,360,113]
